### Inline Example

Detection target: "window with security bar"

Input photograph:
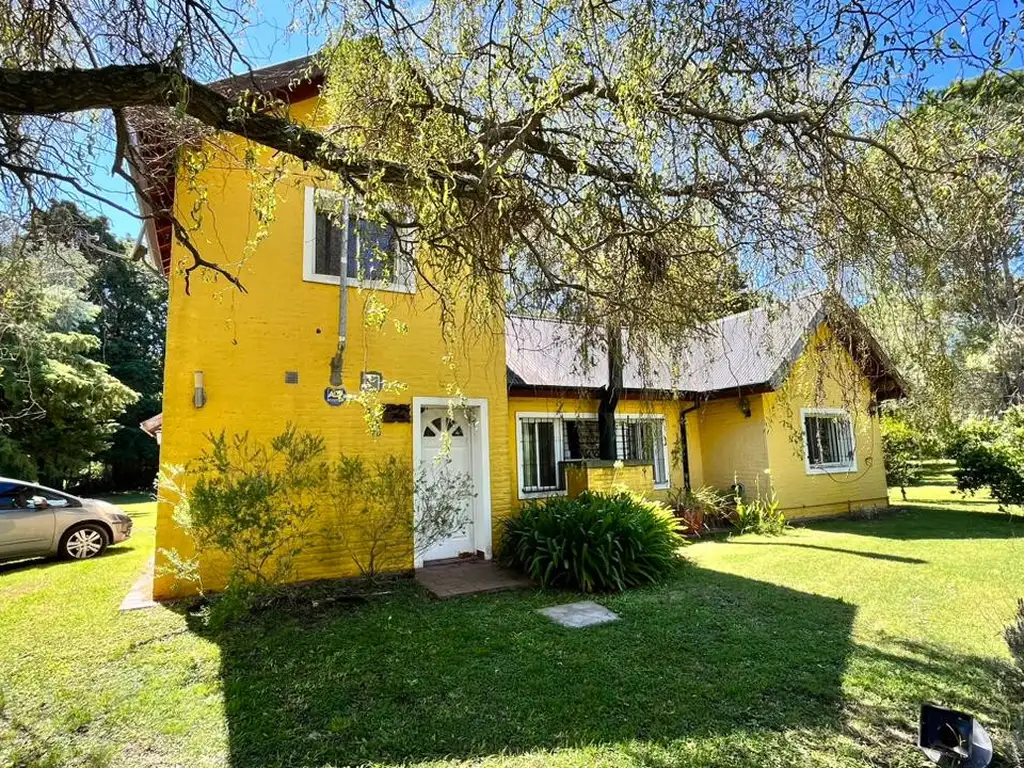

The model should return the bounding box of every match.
[519,418,562,493]
[518,414,670,495]
[303,188,414,291]
[803,410,856,472]
[315,210,400,283]
[518,416,599,494]
[616,417,669,486]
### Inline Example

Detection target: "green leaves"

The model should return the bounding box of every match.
[0,237,139,484]
[949,409,1024,512]
[172,425,331,589]
[881,413,924,495]
[500,491,685,592]
[733,490,787,536]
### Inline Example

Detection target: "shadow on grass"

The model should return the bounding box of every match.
[619,634,1018,768]
[0,545,133,576]
[193,567,856,767]
[724,541,927,564]
[806,506,1020,541]
[840,635,1018,763]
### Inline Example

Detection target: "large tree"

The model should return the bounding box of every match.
[0,0,1022,371]
[853,71,1024,430]
[30,201,167,490]
[0,234,138,485]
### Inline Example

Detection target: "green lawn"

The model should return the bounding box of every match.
[1,480,1022,768]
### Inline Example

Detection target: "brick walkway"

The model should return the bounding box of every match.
[415,560,531,599]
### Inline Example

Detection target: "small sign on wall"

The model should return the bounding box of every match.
[324,387,347,406]
[382,404,411,423]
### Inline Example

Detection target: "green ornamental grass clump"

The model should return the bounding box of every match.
[500,491,685,592]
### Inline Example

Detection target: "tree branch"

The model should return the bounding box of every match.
[0,64,484,194]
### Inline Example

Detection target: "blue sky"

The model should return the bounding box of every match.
[91,0,1021,240]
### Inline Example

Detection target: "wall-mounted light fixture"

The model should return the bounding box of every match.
[193,371,207,409]
[738,396,751,418]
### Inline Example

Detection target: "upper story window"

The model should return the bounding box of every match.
[303,188,415,292]
[517,413,669,497]
[803,408,856,474]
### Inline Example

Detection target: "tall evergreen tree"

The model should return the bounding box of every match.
[31,202,167,490]
[0,237,138,485]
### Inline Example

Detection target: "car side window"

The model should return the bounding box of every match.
[0,482,31,510]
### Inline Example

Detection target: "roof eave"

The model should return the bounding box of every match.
[130,57,326,275]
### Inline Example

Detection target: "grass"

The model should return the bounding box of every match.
[1,481,1022,767]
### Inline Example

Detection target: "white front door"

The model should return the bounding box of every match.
[418,407,477,562]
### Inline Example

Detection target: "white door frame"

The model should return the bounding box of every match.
[412,397,492,568]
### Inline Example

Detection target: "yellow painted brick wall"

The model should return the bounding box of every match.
[506,395,689,509]
[154,97,510,599]
[565,464,655,496]
[762,324,888,519]
[695,395,771,495]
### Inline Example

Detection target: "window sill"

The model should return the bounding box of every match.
[806,465,857,476]
[518,488,568,501]
[303,273,416,294]
[653,482,671,491]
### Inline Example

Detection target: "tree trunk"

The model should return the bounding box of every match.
[598,325,623,460]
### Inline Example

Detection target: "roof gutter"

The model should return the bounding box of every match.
[124,127,164,275]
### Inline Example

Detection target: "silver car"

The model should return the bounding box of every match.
[0,477,133,562]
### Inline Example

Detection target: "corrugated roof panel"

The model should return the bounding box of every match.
[506,294,824,393]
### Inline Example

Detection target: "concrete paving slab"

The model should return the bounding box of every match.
[538,600,619,628]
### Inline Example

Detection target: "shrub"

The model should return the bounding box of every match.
[881,413,923,499]
[162,424,480,609]
[323,454,476,581]
[160,425,329,593]
[733,487,787,535]
[949,409,1024,511]
[500,491,685,592]
[667,485,732,534]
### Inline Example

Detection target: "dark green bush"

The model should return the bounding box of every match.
[948,410,1024,511]
[500,491,685,592]
[881,413,923,499]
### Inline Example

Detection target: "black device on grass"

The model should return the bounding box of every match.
[918,703,992,768]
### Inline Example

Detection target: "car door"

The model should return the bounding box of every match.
[0,481,57,558]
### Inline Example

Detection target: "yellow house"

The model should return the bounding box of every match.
[504,304,903,519]
[135,59,904,599]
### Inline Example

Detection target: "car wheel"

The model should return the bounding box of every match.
[60,524,109,560]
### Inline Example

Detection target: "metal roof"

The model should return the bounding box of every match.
[505,293,905,399]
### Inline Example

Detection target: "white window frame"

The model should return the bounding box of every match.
[302,187,416,293]
[616,414,672,490]
[801,407,857,475]
[514,411,671,499]
[516,415,589,499]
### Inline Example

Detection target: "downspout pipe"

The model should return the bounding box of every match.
[329,197,351,387]
[679,401,701,491]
